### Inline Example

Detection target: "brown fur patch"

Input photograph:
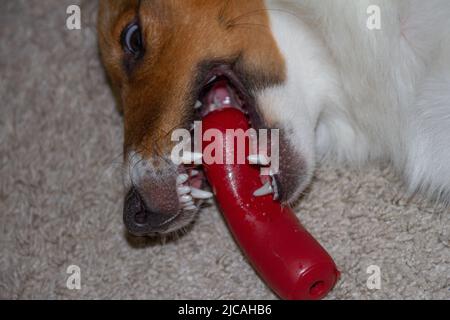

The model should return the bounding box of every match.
[98,0,285,161]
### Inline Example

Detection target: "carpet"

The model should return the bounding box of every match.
[0,0,448,299]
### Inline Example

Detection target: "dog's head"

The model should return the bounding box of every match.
[98,0,313,236]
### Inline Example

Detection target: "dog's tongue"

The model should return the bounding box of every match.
[201,80,242,116]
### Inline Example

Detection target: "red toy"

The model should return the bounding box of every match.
[200,103,340,300]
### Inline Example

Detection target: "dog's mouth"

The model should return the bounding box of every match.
[197,67,254,117]
[174,66,283,215]
[124,67,304,236]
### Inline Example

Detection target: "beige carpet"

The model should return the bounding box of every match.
[0,0,449,300]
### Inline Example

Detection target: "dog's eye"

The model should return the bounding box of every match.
[121,22,143,57]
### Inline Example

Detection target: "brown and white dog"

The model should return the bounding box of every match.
[98,0,450,236]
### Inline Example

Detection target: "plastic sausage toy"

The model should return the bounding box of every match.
[199,82,340,300]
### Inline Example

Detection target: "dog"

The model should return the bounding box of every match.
[98,0,450,236]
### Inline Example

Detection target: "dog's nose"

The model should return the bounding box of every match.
[123,187,177,236]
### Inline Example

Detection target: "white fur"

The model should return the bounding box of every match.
[262,0,450,202]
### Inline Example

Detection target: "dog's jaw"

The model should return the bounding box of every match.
[124,150,199,235]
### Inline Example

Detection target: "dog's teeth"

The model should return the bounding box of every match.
[191,188,214,199]
[223,96,231,105]
[180,195,193,203]
[253,182,273,197]
[181,151,203,164]
[190,170,199,177]
[176,174,189,185]
[206,75,217,85]
[185,205,197,211]
[195,100,203,109]
[248,154,270,165]
[185,200,194,207]
[177,186,191,195]
[271,175,280,201]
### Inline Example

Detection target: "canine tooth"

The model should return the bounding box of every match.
[206,75,217,85]
[185,205,197,211]
[181,151,203,164]
[271,175,280,201]
[191,187,213,199]
[223,96,231,105]
[248,154,270,166]
[180,195,193,203]
[177,186,191,195]
[195,100,203,109]
[176,174,189,185]
[190,170,199,177]
[253,182,273,197]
